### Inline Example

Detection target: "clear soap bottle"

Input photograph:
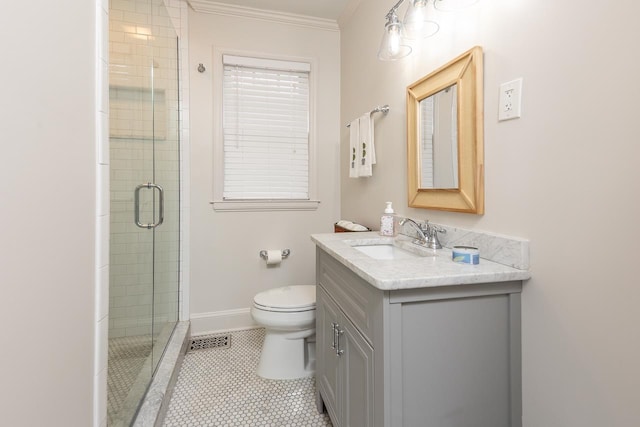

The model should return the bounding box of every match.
[380,201,395,236]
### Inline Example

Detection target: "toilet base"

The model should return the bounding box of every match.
[257,329,315,380]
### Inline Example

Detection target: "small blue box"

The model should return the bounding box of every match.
[452,246,480,265]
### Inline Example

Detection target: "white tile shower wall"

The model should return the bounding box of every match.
[109,0,181,338]
[164,0,191,322]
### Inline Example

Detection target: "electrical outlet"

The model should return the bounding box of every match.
[498,78,522,121]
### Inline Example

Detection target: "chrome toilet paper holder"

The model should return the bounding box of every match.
[259,249,291,260]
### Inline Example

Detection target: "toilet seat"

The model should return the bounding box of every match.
[253,285,316,313]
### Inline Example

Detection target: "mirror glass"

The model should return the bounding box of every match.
[407,46,484,214]
[419,83,458,189]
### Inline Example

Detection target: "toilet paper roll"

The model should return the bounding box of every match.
[265,250,283,265]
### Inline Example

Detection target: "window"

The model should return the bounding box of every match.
[212,53,318,211]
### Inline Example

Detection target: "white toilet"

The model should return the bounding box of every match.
[251,285,317,380]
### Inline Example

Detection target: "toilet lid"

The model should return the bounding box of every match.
[253,285,316,312]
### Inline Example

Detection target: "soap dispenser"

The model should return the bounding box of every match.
[380,202,395,236]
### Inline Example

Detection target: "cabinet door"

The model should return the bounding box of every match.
[339,316,374,427]
[316,286,341,424]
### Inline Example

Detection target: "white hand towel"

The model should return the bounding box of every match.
[336,220,354,228]
[348,223,369,231]
[368,111,376,165]
[349,117,360,178]
[358,113,375,177]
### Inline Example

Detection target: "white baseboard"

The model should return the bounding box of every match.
[190,308,258,335]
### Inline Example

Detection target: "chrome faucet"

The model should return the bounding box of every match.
[423,221,446,249]
[399,218,428,245]
[399,218,446,249]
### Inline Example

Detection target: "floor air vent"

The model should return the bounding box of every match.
[189,334,231,351]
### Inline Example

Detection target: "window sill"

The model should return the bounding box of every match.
[210,199,321,212]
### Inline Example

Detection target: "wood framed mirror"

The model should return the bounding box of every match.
[407,46,484,214]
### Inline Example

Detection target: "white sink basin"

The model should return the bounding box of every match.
[352,244,420,260]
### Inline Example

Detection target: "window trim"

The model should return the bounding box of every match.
[211,48,319,212]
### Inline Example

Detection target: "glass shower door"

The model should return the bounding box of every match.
[108,0,156,421]
[149,0,180,372]
[108,0,180,424]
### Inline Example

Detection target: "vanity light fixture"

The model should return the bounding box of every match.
[378,9,412,60]
[377,0,479,61]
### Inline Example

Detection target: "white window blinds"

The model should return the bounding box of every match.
[222,55,311,200]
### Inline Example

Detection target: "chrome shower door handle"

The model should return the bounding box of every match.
[134,183,164,229]
[330,322,338,351]
[336,326,344,356]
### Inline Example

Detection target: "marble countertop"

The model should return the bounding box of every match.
[311,232,531,291]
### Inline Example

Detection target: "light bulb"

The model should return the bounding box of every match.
[406,0,427,33]
[403,0,439,39]
[387,25,401,56]
[377,21,412,60]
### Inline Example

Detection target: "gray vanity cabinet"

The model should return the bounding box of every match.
[317,286,374,427]
[315,248,523,427]
[316,286,340,422]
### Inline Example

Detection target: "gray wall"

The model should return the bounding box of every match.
[188,9,341,333]
[0,1,98,425]
[339,0,640,426]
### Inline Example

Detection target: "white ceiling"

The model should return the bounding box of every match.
[212,0,351,20]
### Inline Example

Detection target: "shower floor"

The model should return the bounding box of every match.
[107,335,153,425]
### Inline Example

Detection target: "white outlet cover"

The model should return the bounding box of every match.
[498,78,523,121]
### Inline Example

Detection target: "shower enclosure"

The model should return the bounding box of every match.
[108,0,180,424]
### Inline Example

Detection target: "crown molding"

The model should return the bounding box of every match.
[338,0,364,28]
[187,0,340,32]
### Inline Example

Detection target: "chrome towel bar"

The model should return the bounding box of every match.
[346,104,390,127]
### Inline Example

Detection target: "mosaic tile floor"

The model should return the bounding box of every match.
[108,335,153,425]
[163,328,333,427]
